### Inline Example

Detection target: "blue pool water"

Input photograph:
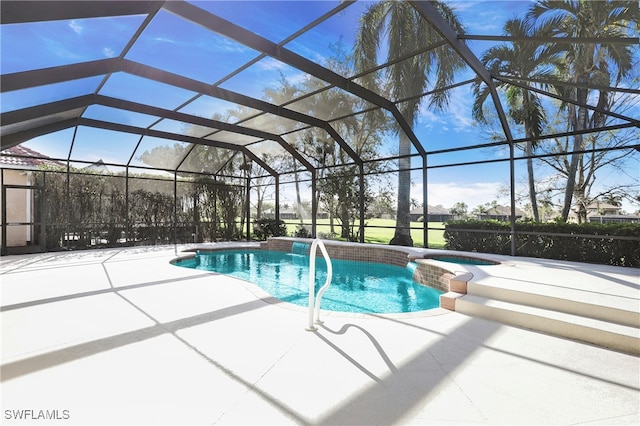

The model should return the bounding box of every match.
[175,249,442,314]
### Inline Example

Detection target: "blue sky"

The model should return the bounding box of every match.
[2,0,638,213]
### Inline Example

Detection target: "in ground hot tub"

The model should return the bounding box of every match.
[409,252,500,310]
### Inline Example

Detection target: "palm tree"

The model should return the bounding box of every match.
[528,0,639,221]
[354,1,466,246]
[601,194,623,207]
[472,18,561,222]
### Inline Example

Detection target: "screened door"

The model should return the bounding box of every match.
[1,184,45,255]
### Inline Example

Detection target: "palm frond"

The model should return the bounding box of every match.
[471,82,493,123]
[353,2,388,90]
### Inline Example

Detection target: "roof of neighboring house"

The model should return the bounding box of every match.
[428,205,451,215]
[480,205,526,217]
[586,202,620,210]
[589,214,640,219]
[410,205,453,215]
[0,145,63,169]
[84,159,110,174]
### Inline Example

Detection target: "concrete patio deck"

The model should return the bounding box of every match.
[1,244,639,425]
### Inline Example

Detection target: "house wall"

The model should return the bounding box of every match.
[1,169,32,247]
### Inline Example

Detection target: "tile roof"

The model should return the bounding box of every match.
[0,145,64,169]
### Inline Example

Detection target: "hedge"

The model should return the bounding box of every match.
[252,218,287,241]
[444,220,640,267]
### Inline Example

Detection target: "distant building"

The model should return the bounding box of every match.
[409,205,455,222]
[585,202,640,224]
[260,209,328,220]
[84,159,110,174]
[279,209,299,220]
[475,205,525,221]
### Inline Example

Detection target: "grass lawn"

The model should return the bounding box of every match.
[283,218,446,248]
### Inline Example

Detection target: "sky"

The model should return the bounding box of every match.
[1,0,638,214]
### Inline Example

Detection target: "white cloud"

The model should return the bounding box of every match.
[445,86,476,131]
[288,71,311,86]
[412,181,508,209]
[265,180,514,216]
[417,106,446,127]
[448,1,478,12]
[257,57,288,71]
[68,20,83,34]
[153,36,177,44]
[102,47,115,58]
[416,85,476,133]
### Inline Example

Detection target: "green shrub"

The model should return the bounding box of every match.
[293,224,311,238]
[444,220,640,267]
[252,218,287,241]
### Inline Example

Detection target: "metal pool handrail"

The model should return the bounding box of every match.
[306,239,333,331]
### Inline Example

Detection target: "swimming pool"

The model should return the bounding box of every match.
[174,249,442,314]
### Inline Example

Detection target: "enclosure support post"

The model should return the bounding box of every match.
[125,167,130,244]
[509,144,517,256]
[245,176,251,241]
[359,163,365,243]
[173,172,178,247]
[213,172,218,242]
[422,153,428,248]
[275,175,280,224]
[64,160,70,251]
[65,127,76,251]
[1,171,5,256]
[40,172,46,253]
[311,169,317,239]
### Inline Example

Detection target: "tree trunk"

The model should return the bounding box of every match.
[390,132,413,246]
[294,170,304,224]
[329,199,336,234]
[525,137,539,222]
[522,93,540,222]
[340,201,350,240]
[561,100,587,221]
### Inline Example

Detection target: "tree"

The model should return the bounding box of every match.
[471,203,489,218]
[264,41,390,239]
[449,201,468,219]
[354,0,466,246]
[473,17,561,221]
[317,167,372,241]
[136,141,252,241]
[262,74,310,225]
[536,96,640,222]
[368,188,395,219]
[529,0,639,221]
[36,166,72,249]
[601,194,622,207]
[249,159,275,220]
[476,200,500,218]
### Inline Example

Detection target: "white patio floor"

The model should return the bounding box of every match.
[1,244,638,425]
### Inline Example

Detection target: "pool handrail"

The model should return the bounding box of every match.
[306,239,333,331]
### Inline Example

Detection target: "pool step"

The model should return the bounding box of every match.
[455,294,640,355]
[450,276,640,355]
[466,280,640,329]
